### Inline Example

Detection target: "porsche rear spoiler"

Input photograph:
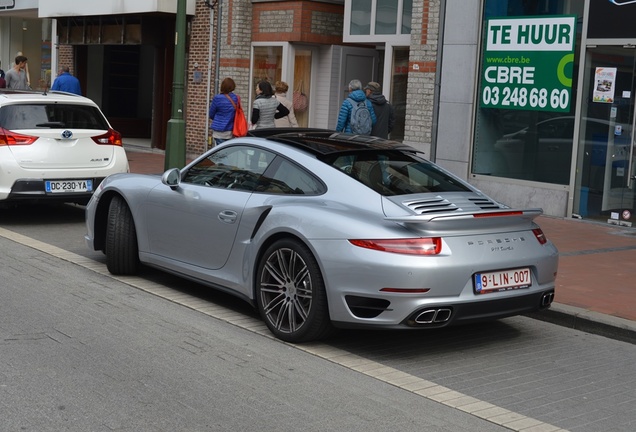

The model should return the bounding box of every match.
[385,208,544,233]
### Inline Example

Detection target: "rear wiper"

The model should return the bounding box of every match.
[35,122,66,128]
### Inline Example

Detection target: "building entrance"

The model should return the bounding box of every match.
[576,46,636,226]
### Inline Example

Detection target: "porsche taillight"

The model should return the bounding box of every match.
[92,128,123,146]
[349,238,442,255]
[0,127,37,145]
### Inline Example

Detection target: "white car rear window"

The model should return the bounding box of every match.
[0,104,109,130]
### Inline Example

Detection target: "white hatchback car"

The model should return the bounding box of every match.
[0,89,129,206]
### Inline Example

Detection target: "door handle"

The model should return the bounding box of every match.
[218,210,238,223]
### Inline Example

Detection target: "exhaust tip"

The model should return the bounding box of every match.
[541,291,555,308]
[414,308,452,324]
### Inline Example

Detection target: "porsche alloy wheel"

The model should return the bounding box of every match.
[256,239,332,343]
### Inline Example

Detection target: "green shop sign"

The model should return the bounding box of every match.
[480,15,576,112]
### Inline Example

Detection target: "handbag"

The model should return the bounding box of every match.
[225,94,248,137]
[292,80,308,113]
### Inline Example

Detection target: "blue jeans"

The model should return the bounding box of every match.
[214,138,228,146]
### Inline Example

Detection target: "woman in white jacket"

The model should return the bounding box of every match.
[273,81,299,128]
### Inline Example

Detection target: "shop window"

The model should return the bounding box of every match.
[251,45,314,127]
[252,46,283,92]
[472,0,583,185]
[293,50,312,128]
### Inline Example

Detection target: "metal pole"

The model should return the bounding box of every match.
[205,6,214,149]
[215,0,222,96]
[165,0,187,170]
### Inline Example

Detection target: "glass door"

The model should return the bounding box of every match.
[575,46,636,226]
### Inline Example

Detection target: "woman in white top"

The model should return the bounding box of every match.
[274,81,299,128]
[251,81,289,129]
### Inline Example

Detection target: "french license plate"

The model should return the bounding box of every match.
[45,179,93,193]
[474,267,531,294]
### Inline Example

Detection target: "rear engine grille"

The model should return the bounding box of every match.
[403,196,500,214]
[468,197,501,209]
[404,197,458,214]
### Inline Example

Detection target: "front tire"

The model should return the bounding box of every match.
[256,239,332,343]
[105,195,139,275]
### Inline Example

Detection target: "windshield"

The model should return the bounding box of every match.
[323,150,471,196]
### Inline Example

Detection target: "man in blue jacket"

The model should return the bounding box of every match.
[336,79,376,134]
[51,66,82,95]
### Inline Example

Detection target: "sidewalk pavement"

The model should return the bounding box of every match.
[123,144,636,344]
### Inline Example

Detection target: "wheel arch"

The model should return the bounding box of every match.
[251,232,329,304]
[92,191,131,252]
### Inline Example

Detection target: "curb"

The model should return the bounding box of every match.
[526,303,636,345]
[123,144,165,155]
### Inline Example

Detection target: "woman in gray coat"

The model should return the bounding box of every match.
[251,81,289,129]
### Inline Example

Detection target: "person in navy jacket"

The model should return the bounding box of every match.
[51,66,81,95]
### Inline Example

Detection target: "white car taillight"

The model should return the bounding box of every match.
[0,127,38,146]
[92,128,123,146]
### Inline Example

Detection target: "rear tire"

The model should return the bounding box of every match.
[105,195,139,275]
[256,238,333,343]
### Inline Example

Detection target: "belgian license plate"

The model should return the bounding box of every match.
[474,267,531,294]
[45,180,93,193]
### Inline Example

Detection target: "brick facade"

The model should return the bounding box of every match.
[57,45,74,75]
[251,1,343,44]
[184,0,253,155]
[404,0,439,155]
[184,1,214,155]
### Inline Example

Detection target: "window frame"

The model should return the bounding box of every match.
[343,0,411,44]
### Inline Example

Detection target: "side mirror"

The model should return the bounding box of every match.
[162,168,181,189]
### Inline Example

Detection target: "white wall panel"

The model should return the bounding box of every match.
[38,0,196,17]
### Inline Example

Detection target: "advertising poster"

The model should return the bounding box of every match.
[480,15,577,112]
[592,67,617,103]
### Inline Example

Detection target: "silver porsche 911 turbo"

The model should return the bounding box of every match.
[85,129,558,343]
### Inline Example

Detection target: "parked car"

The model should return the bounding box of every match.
[85,129,559,343]
[493,116,631,184]
[0,89,129,206]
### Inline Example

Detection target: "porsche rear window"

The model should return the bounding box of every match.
[327,150,472,196]
[0,104,110,130]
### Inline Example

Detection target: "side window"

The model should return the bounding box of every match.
[258,158,325,195]
[182,146,275,191]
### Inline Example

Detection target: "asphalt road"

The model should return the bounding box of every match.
[1,203,636,432]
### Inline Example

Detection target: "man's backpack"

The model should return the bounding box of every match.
[347,98,372,135]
